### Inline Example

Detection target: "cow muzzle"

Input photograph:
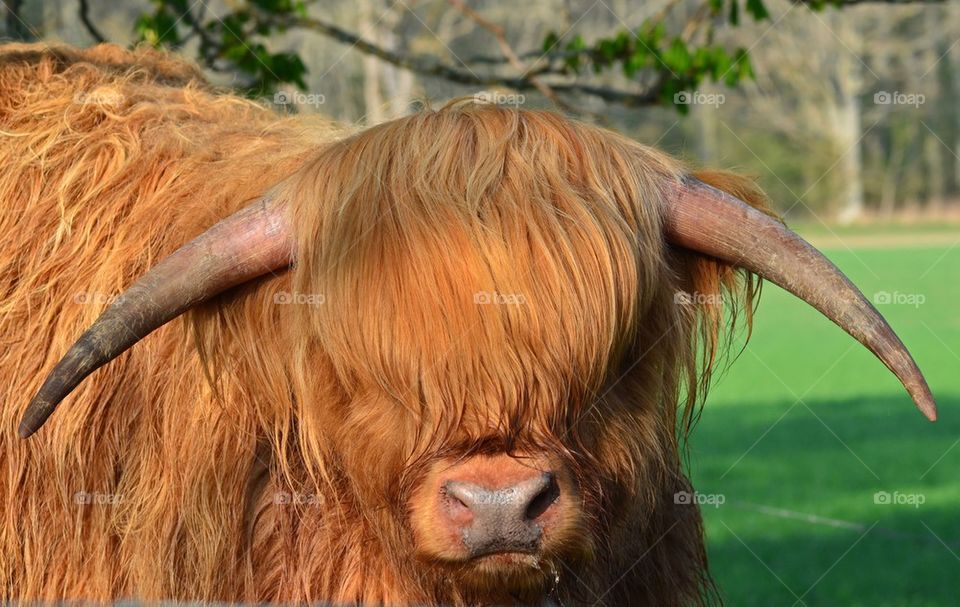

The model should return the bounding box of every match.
[443,470,559,557]
[411,454,578,564]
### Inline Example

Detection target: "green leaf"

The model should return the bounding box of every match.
[135,10,181,47]
[270,52,308,89]
[692,47,711,71]
[597,38,619,62]
[637,20,665,46]
[735,48,755,80]
[746,0,770,21]
[223,43,248,63]
[724,49,751,86]
[728,0,740,26]
[711,48,732,81]
[250,0,283,12]
[542,31,560,54]
[614,30,631,55]
[564,35,586,73]
[651,22,666,45]
[661,79,690,115]
[623,48,649,78]
[662,38,692,73]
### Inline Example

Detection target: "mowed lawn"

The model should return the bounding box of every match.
[688,231,960,606]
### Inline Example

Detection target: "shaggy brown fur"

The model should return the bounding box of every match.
[0,43,767,605]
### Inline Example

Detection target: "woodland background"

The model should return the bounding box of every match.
[4,0,960,223]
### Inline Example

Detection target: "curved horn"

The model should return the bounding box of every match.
[18,196,293,438]
[665,176,937,422]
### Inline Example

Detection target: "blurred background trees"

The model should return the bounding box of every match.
[2,0,957,223]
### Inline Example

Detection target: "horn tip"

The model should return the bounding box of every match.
[18,399,51,439]
[18,419,37,439]
[912,387,938,422]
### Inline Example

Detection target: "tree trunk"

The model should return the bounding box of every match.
[359,0,386,125]
[379,5,414,118]
[835,91,865,223]
[924,134,945,214]
[5,0,35,40]
[695,97,718,164]
[880,119,916,216]
[951,4,960,199]
[920,7,945,214]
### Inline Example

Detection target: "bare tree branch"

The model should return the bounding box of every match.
[681,1,716,44]
[78,0,106,43]
[6,0,35,40]
[263,10,662,108]
[793,0,945,5]
[447,0,577,112]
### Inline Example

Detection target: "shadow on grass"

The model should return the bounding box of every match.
[687,394,960,607]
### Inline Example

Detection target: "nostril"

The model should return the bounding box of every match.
[525,472,560,521]
[434,465,565,557]
[441,482,476,525]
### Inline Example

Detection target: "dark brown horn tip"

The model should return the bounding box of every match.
[18,414,42,439]
[20,393,63,438]
[19,394,55,438]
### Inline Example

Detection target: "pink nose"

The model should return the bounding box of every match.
[440,469,560,557]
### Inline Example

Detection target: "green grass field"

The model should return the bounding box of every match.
[689,234,960,606]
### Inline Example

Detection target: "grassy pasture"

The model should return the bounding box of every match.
[690,235,960,606]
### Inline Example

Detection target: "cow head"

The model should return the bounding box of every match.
[19,103,935,604]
